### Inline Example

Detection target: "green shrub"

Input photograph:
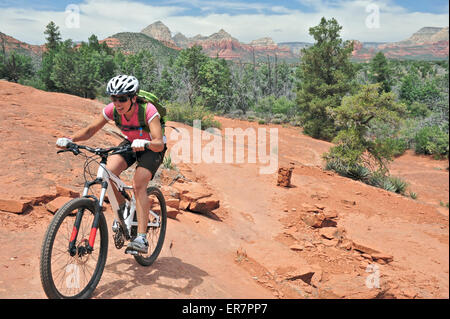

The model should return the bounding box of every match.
[228,109,244,119]
[252,95,296,116]
[378,137,408,157]
[271,118,282,124]
[272,96,296,115]
[166,102,221,130]
[414,125,449,159]
[407,102,431,118]
[18,76,46,91]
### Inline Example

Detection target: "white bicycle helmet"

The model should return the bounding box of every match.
[106,75,139,96]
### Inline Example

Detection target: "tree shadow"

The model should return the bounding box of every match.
[94,256,209,298]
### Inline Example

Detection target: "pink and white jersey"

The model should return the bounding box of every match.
[103,102,161,143]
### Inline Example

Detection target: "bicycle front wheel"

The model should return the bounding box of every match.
[40,198,108,299]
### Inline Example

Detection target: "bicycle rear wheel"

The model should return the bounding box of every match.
[132,186,167,266]
[40,198,108,299]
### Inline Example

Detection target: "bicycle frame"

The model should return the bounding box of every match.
[68,156,161,254]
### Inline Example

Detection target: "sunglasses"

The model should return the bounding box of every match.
[111,96,130,103]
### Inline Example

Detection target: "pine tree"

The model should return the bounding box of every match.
[173,45,208,107]
[44,21,62,51]
[40,21,63,90]
[369,52,391,93]
[296,17,355,141]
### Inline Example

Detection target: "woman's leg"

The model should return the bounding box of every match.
[132,166,153,234]
[106,154,128,206]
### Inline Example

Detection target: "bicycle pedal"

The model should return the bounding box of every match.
[125,248,139,256]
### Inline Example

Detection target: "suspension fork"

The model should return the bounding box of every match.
[68,179,108,255]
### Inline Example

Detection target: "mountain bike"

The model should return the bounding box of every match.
[40,142,167,299]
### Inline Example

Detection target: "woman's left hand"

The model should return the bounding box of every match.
[131,139,150,152]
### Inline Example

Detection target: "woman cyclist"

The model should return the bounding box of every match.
[56,75,166,254]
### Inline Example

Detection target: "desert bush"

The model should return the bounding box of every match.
[414,125,449,159]
[166,102,221,130]
[376,137,408,158]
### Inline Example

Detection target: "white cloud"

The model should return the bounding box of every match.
[0,0,448,45]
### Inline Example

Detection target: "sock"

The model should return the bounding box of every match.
[137,233,147,242]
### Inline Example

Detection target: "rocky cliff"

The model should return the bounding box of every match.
[402,27,449,44]
[141,21,181,50]
[0,32,44,68]
[141,21,297,62]
[351,27,449,61]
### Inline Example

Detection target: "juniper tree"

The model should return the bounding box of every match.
[296,17,355,141]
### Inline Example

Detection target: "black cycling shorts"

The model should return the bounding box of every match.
[118,140,167,179]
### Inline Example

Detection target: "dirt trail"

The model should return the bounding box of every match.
[0,81,448,299]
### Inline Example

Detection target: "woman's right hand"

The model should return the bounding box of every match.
[56,137,72,148]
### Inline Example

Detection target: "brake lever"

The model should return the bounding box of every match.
[56,146,80,155]
[111,146,132,155]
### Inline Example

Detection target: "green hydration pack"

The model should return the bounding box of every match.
[113,90,166,137]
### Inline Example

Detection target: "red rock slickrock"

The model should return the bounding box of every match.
[0,81,448,299]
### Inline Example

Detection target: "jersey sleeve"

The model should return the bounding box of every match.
[146,103,160,125]
[103,103,114,121]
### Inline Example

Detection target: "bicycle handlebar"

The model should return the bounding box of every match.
[57,142,133,157]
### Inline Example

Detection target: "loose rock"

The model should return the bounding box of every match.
[189,196,220,214]
[45,197,72,214]
[0,199,30,214]
[289,244,304,251]
[319,227,337,240]
[277,165,294,187]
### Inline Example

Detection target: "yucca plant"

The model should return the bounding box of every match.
[163,154,176,170]
[388,176,409,194]
[381,178,397,193]
[347,165,371,182]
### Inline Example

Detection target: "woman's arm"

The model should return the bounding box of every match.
[147,116,165,153]
[70,114,108,142]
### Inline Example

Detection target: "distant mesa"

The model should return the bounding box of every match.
[351,26,449,61]
[401,26,450,45]
[139,21,297,62]
[0,23,448,64]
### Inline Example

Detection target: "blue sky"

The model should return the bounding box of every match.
[0,0,448,44]
[1,0,448,14]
